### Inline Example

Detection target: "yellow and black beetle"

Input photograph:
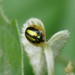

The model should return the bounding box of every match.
[25,25,46,46]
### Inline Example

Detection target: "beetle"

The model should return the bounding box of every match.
[25,26,45,46]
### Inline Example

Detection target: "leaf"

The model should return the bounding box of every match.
[0,9,23,75]
[21,18,47,75]
[48,30,69,58]
[44,45,54,75]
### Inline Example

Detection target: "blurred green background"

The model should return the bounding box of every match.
[0,0,75,75]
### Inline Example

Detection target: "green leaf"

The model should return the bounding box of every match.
[0,10,23,75]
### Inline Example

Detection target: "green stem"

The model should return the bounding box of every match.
[0,1,10,24]
[16,21,24,75]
